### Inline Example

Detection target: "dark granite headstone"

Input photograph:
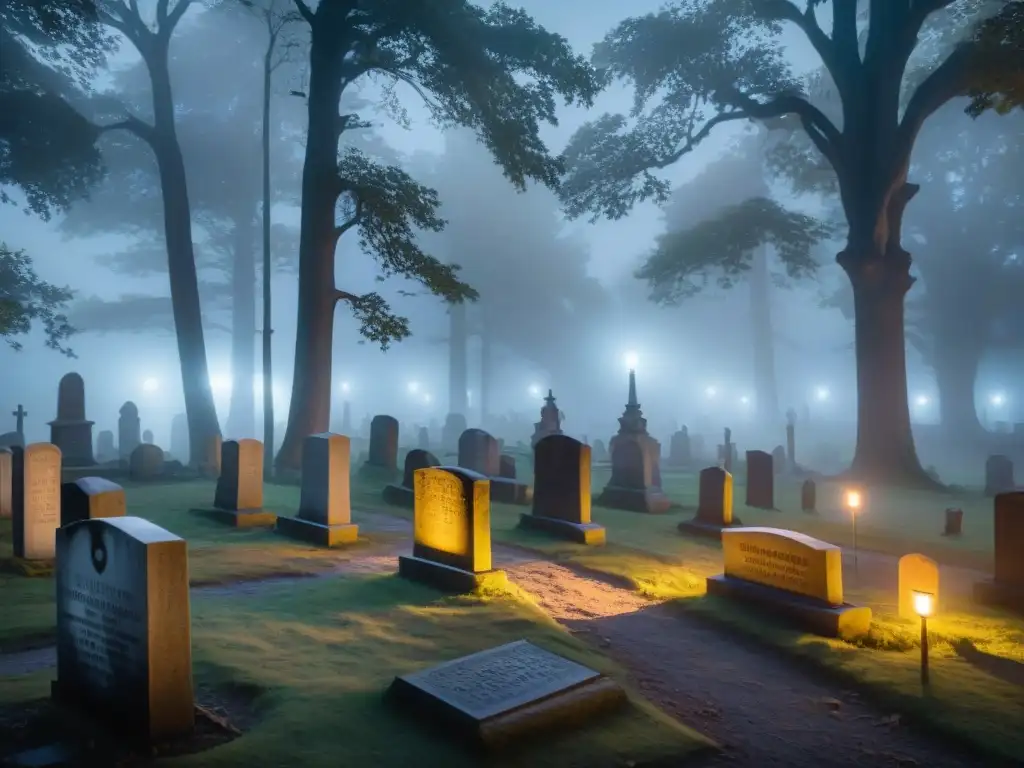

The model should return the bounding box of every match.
[118,401,141,461]
[190,439,274,528]
[383,448,440,508]
[60,476,126,527]
[684,465,740,534]
[668,428,690,466]
[801,479,816,513]
[458,428,500,477]
[276,433,358,547]
[499,454,517,480]
[367,415,399,471]
[974,492,1024,613]
[129,443,165,480]
[943,507,963,536]
[49,373,94,466]
[985,454,1014,497]
[521,434,604,544]
[609,440,644,489]
[745,450,774,509]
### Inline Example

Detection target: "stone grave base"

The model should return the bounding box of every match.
[973,579,1024,614]
[2,557,55,577]
[489,478,532,506]
[381,483,414,508]
[596,485,672,514]
[518,514,606,545]
[189,507,277,528]
[706,574,872,638]
[385,640,626,750]
[398,555,507,594]
[677,516,744,541]
[275,516,359,548]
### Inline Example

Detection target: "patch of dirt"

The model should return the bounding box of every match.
[0,680,259,766]
[505,559,984,768]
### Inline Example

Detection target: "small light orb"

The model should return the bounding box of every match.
[705,386,717,399]
[407,381,420,394]
[142,377,159,393]
[815,386,830,402]
[912,591,934,618]
[624,352,639,371]
[844,489,862,511]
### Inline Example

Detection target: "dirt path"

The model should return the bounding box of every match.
[0,510,990,765]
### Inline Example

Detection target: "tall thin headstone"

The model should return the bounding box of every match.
[276,433,358,546]
[0,447,11,519]
[118,401,141,462]
[49,373,95,466]
[191,439,274,527]
[54,517,194,742]
[679,466,742,539]
[143,429,154,444]
[12,443,62,559]
[520,434,605,544]
[745,450,774,509]
[974,492,1024,613]
[785,408,797,472]
[367,415,399,471]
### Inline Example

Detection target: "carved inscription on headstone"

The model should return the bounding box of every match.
[414,469,468,559]
[13,443,62,559]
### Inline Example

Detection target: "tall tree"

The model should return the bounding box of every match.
[559,0,1023,486]
[645,130,832,422]
[92,0,220,465]
[274,0,600,470]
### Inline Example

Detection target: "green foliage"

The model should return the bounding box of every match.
[0,1,112,218]
[966,0,1024,116]
[638,197,832,302]
[336,149,477,350]
[0,244,75,356]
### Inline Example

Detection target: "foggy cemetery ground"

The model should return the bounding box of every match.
[2,468,1023,764]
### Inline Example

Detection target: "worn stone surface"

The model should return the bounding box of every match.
[744,450,774,510]
[458,428,500,477]
[55,517,193,742]
[12,443,62,560]
[367,415,399,470]
[498,454,517,480]
[214,439,263,511]
[721,527,843,606]
[276,433,357,547]
[696,467,734,526]
[60,477,126,527]
[49,373,94,466]
[129,444,165,480]
[898,553,940,620]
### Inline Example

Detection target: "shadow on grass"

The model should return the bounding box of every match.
[953,639,1024,689]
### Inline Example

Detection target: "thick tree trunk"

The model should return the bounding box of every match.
[750,243,778,423]
[448,301,468,417]
[260,44,275,476]
[839,246,933,486]
[933,339,984,438]
[149,53,221,466]
[227,208,257,439]
[275,34,343,472]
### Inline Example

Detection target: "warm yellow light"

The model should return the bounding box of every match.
[912,590,934,618]
[844,489,862,511]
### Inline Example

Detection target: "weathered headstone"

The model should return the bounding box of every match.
[366,415,399,471]
[277,433,358,547]
[498,454,517,480]
[54,517,194,742]
[12,443,62,560]
[898,553,940,620]
[771,445,786,475]
[520,434,605,544]
[129,443,165,480]
[383,448,440,508]
[458,428,500,476]
[95,430,116,463]
[118,401,141,462]
[60,477,127,527]
[985,454,1014,497]
[49,373,95,466]
[745,450,774,509]
[678,466,742,539]
[974,492,1024,613]
[170,413,189,463]
[801,479,817,513]
[417,426,430,450]
[708,527,872,637]
[668,427,691,467]
[943,507,963,536]
[385,640,625,749]
[397,466,506,592]
[142,429,154,444]
[191,438,274,527]
[0,447,11,519]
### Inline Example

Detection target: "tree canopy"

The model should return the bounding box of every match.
[0,244,76,356]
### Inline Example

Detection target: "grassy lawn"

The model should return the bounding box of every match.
[0,481,400,651]
[0,575,713,767]
[357,467,1024,762]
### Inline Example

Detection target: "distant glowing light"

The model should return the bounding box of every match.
[624,351,639,371]
[528,384,542,398]
[815,386,830,402]
[340,381,351,395]
[915,394,930,407]
[142,377,159,393]
[705,386,717,399]
[844,489,862,512]
[913,591,934,618]
[739,395,750,406]
[990,392,1006,407]
[423,393,432,404]
[407,381,420,394]
[211,375,232,395]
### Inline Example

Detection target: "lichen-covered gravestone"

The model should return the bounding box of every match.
[129,443,165,480]
[54,517,194,742]
[191,439,275,528]
[276,433,358,547]
[520,434,605,545]
[49,373,95,466]
[60,477,126,527]
[366,415,399,471]
[678,466,742,539]
[398,466,506,593]
[12,443,62,560]
[745,450,774,510]
[383,448,439,508]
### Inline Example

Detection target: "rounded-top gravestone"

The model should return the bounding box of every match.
[55,372,87,422]
[49,373,95,466]
[367,415,399,470]
[458,428,500,477]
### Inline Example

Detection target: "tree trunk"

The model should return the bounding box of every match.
[448,301,468,417]
[933,338,984,439]
[227,208,257,439]
[750,242,779,423]
[839,246,932,486]
[275,34,343,472]
[149,50,221,465]
[480,316,493,428]
[260,40,275,476]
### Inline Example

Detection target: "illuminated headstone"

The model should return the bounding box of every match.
[398,466,506,592]
[54,517,194,742]
[898,553,939,620]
